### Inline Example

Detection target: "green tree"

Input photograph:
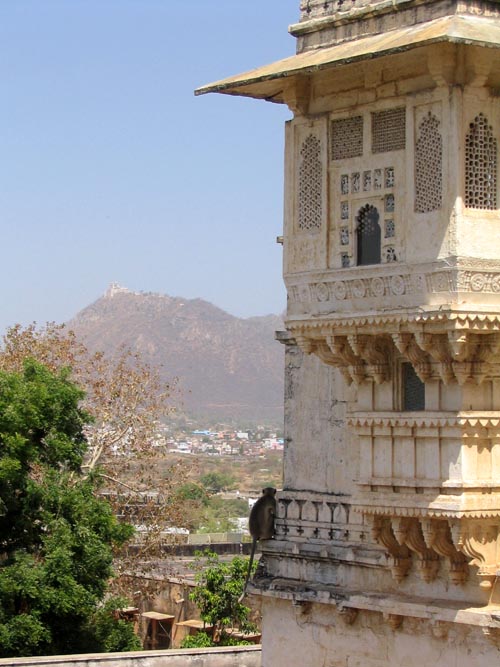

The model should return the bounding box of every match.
[185,550,257,647]
[200,471,235,493]
[0,359,140,657]
[0,323,192,597]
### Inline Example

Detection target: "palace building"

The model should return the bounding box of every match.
[198,2,500,664]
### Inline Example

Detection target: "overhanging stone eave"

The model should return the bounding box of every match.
[249,575,500,628]
[195,15,500,102]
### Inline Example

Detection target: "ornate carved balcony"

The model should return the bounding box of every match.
[349,412,500,588]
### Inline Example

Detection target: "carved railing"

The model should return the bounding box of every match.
[286,264,500,320]
[274,491,363,545]
[270,490,500,590]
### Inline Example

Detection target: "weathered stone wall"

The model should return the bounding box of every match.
[261,598,499,667]
[0,646,261,667]
[283,342,349,495]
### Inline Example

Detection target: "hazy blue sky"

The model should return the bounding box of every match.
[0,1,299,332]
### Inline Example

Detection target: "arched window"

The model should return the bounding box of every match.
[356,204,381,266]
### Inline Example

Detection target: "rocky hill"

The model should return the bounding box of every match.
[68,284,284,425]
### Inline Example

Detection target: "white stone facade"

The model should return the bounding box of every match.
[199,0,500,664]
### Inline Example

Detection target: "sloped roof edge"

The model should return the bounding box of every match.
[195,15,500,102]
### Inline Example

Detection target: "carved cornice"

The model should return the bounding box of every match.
[348,411,500,429]
[355,503,500,520]
[288,311,500,331]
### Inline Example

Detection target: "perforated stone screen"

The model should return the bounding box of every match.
[298,134,323,230]
[465,113,497,210]
[415,112,442,213]
[372,108,406,154]
[331,116,363,160]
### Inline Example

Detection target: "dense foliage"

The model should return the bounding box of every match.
[183,550,257,648]
[0,360,140,657]
[199,471,235,493]
[0,323,191,598]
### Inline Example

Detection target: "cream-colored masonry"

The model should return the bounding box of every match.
[284,87,500,281]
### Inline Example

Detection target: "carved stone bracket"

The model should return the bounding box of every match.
[338,607,358,626]
[420,519,468,585]
[393,334,432,381]
[370,516,412,582]
[392,518,440,583]
[395,330,499,385]
[383,613,404,630]
[366,512,500,589]
[290,322,500,386]
[361,336,392,384]
[326,335,365,385]
[450,520,500,589]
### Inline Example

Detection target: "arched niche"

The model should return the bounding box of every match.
[356,204,381,266]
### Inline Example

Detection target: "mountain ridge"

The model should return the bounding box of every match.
[68,284,284,425]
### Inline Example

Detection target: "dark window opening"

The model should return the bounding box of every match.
[402,363,425,411]
[356,204,381,266]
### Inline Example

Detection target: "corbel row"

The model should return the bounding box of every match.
[294,333,393,385]
[292,329,500,385]
[369,515,500,588]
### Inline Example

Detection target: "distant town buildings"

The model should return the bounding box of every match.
[166,426,283,457]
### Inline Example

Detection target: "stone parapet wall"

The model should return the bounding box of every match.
[292,0,500,52]
[0,646,262,667]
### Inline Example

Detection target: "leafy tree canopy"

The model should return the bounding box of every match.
[0,359,139,657]
[185,550,257,648]
[200,471,235,493]
[0,324,191,598]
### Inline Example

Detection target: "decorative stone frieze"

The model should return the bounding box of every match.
[287,268,500,311]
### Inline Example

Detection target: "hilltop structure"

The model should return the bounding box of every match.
[198,1,500,665]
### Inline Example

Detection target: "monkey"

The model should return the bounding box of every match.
[238,487,277,602]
